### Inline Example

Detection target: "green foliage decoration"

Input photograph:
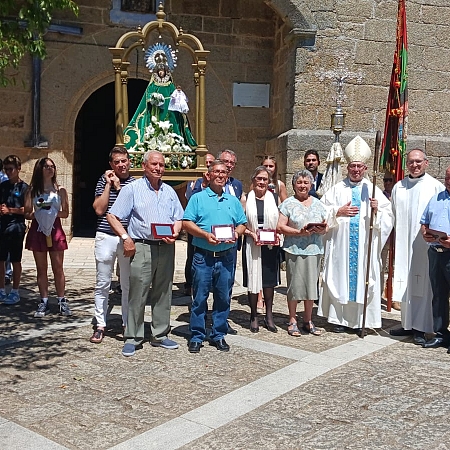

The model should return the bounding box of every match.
[0,0,78,86]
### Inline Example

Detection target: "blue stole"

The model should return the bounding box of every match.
[348,185,361,302]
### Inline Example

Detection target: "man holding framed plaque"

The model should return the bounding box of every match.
[420,165,450,351]
[107,151,184,357]
[182,160,247,353]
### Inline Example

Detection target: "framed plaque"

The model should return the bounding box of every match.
[151,223,174,239]
[257,229,277,245]
[212,224,235,241]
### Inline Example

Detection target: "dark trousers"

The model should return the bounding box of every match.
[184,233,194,289]
[428,247,450,337]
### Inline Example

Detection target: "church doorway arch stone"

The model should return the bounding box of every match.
[72,78,148,237]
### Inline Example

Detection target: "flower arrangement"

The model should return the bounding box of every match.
[128,93,196,170]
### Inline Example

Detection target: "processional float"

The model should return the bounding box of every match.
[109,2,209,182]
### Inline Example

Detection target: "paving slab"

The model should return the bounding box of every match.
[1,238,449,449]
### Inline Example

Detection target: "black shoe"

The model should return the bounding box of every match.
[263,318,278,333]
[389,327,413,336]
[227,322,238,335]
[333,325,346,333]
[447,346,450,354]
[188,341,203,353]
[249,319,259,333]
[413,332,426,346]
[422,337,448,348]
[212,338,230,352]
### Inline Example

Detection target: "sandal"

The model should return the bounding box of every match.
[287,322,301,337]
[302,321,322,336]
[90,328,105,343]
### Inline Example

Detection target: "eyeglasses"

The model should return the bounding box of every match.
[383,178,393,182]
[212,170,228,176]
[254,177,269,182]
[348,164,366,170]
[44,165,55,170]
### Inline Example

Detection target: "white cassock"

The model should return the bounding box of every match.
[319,177,394,329]
[391,173,444,333]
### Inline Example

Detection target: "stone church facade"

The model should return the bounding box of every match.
[0,0,449,236]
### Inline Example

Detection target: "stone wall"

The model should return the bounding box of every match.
[283,0,450,186]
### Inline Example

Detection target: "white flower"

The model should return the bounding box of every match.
[149,137,157,150]
[149,92,165,106]
[172,144,180,152]
[164,156,171,165]
[144,125,155,140]
[181,157,188,168]
[160,144,171,152]
[159,120,172,134]
[151,115,158,124]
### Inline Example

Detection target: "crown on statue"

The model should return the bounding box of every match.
[145,42,177,73]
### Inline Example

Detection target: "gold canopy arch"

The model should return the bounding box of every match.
[109,3,209,173]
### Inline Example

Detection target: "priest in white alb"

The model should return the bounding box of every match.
[319,136,394,334]
[389,149,444,344]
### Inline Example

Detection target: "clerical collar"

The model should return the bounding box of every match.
[348,179,362,187]
[408,172,426,179]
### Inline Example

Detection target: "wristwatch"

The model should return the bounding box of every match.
[121,233,129,241]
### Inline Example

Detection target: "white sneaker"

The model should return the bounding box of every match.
[4,291,20,305]
[34,301,50,318]
[59,298,72,316]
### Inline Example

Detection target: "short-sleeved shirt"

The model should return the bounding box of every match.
[109,176,184,240]
[279,196,328,256]
[183,187,247,252]
[95,174,135,235]
[0,179,28,235]
[420,189,450,237]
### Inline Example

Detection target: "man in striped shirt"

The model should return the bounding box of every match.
[107,151,184,357]
[90,146,135,344]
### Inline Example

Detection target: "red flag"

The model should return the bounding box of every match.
[380,0,408,182]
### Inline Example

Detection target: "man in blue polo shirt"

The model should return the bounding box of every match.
[420,165,450,352]
[183,160,247,353]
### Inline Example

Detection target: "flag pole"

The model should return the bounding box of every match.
[380,0,408,313]
[361,130,382,339]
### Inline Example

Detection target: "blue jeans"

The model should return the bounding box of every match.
[190,249,234,342]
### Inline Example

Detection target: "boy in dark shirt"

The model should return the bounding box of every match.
[0,155,28,304]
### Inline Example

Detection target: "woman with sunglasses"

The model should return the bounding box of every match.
[24,158,71,318]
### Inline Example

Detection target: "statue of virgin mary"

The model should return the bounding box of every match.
[123,42,197,151]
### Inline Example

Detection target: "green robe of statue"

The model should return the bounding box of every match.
[123,73,197,151]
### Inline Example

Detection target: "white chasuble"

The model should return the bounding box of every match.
[318,178,394,329]
[391,173,444,333]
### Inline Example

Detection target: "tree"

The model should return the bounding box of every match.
[0,0,79,86]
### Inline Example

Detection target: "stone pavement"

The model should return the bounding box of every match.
[1,238,450,450]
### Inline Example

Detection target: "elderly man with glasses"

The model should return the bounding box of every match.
[389,149,444,344]
[319,136,394,335]
[182,160,247,353]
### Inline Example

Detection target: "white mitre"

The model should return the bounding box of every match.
[344,135,371,164]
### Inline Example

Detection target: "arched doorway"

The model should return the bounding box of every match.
[72,79,148,237]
